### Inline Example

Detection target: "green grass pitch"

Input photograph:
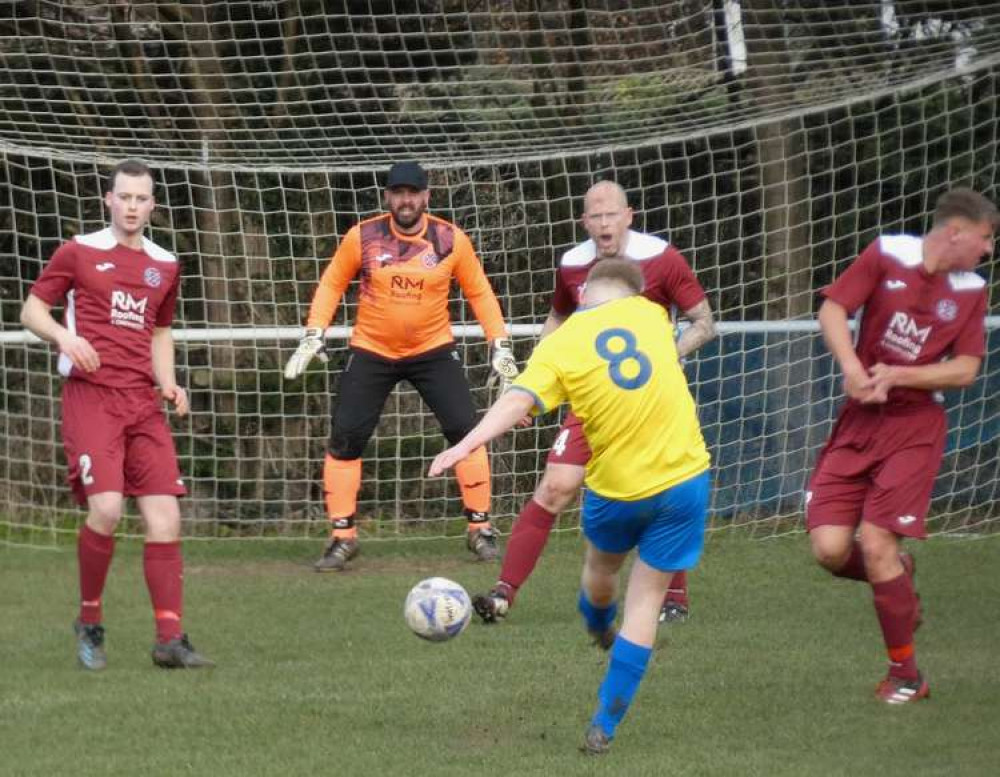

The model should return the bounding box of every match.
[1,531,998,776]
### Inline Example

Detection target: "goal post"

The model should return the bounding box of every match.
[1,3,999,547]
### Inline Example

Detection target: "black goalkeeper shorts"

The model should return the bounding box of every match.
[328,344,478,459]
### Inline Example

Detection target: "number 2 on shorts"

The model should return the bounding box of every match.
[79,453,95,485]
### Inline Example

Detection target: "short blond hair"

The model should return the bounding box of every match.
[585,259,644,295]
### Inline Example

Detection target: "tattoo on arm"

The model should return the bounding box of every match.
[675,300,716,359]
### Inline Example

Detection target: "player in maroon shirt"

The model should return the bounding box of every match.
[473,180,716,626]
[807,188,997,704]
[20,159,213,670]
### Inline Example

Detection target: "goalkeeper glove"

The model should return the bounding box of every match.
[486,338,519,392]
[284,327,329,379]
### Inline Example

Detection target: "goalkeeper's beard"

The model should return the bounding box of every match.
[390,204,426,233]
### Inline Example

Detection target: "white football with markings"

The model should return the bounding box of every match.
[404,577,472,642]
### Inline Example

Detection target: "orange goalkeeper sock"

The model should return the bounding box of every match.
[455,445,491,515]
[324,455,361,523]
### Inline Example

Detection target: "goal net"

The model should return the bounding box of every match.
[2,2,999,546]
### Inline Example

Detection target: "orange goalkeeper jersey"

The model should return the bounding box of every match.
[306,213,507,360]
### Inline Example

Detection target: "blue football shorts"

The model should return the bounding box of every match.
[582,470,710,572]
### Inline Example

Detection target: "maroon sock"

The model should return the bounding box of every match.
[664,570,689,606]
[872,573,919,679]
[78,524,115,624]
[832,541,868,582]
[496,500,556,604]
[144,542,184,643]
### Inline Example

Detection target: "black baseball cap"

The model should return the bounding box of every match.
[386,161,428,191]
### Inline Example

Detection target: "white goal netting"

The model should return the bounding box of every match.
[2,2,999,546]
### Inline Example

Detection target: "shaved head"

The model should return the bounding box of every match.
[583,180,629,213]
[581,181,633,259]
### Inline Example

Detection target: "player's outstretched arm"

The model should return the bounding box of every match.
[20,293,100,373]
[284,327,329,379]
[429,389,536,477]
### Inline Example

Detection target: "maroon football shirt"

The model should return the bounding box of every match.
[823,234,987,405]
[551,230,706,317]
[30,228,181,388]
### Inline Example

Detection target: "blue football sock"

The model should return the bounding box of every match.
[591,635,652,740]
[578,590,617,633]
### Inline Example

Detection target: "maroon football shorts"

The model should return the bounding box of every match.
[61,380,186,505]
[545,411,593,467]
[806,402,947,539]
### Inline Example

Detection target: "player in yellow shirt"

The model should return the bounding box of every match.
[430,259,711,755]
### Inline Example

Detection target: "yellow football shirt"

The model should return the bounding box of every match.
[512,296,710,500]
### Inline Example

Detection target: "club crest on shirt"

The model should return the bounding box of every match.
[936,299,957,322]
[421,251,440,269]
[144,267,162,288]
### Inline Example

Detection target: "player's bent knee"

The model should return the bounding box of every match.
[810,536,849,572]
[145,522,182,543]
[86,513,122,535]
[139,496,183,542]
[858,534,900,576]
[814,550,846,573]
[86,494,124,533]
[581,566,617,604]
[534,466,584,513]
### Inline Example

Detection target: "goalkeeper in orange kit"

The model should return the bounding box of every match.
[284,162,518,570]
